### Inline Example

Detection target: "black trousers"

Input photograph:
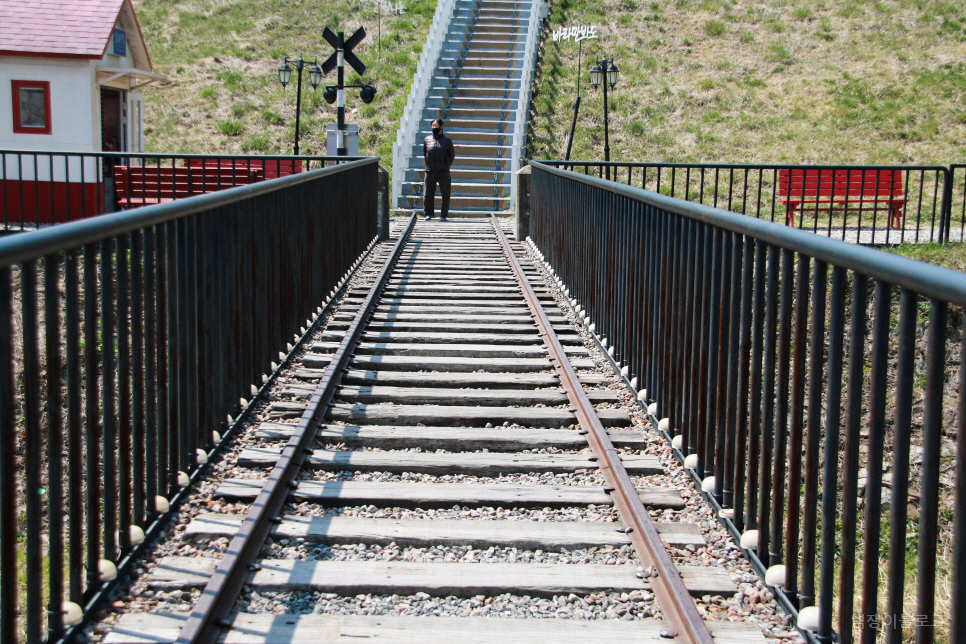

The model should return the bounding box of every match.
[423,170,451,218]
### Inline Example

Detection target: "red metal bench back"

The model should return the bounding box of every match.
[777,168,904,198]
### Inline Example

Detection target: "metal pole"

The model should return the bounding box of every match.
[337,33,346,156]
[565,96,580,166]
[293,56,304,156]
[602,57,610,181]
[564,41,582,167]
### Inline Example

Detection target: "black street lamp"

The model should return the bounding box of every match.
[277,54,323,155]
[588,56,619,179]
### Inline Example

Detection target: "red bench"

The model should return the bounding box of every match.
[188,158,305,180]
[114,165,264,209]
[777,169,905,228]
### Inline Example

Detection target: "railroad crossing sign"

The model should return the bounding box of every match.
[320,26,375,155]
[321,26,367,76]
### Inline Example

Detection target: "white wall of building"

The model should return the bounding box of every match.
[0,56,100,180]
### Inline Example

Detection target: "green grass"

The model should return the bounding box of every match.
[886,241,966,273]
[528,0,966,167]
[132,0,437,172]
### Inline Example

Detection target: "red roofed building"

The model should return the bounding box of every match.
[0,0,163,220]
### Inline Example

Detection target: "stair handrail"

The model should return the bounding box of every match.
[392,0,457,207]
[510,0,545,210]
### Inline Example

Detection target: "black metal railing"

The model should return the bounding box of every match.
[0,151,366,232]
[544,161,957,245]
[0,157,379,644]
[529,161,965,644]
[951,164,966,244]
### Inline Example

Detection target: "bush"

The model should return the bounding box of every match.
[218,119,244,136]
[242,134,272,152]
[261,110,284,126]
[704,19,726,37]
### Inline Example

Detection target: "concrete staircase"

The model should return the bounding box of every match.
[394,0,542,215]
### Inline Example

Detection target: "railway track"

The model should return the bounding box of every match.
[101,217,769,644]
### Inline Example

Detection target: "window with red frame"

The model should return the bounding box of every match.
[11,80,52,135]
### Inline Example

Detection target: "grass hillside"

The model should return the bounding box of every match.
[132,0,436,168]
[529,0,966,166]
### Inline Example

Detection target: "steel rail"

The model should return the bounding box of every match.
[491,216,715,644]
[176,214,417,644]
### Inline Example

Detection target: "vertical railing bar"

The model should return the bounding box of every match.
[952,307,966,644]
[800,259,827,610]
[783,252,808,599]
[746,239,766,528]
[732,237,754,532]
[83,242,101,598]
[22,260,44,642]
[916,299,947,644]
[769,247,793,567]
[884,289,916,644]
[45,251,66,642]
[100,238,118,562]
[0,266,16,644]
[837,272,867,643]
[858,279,890,643]
[818,265,847,643]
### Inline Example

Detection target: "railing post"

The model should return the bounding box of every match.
[377,165,390,241]
[940,166,953,244]
[515,165,531,241]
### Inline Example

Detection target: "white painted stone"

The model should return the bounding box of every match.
[684,454,699,469]
[797,606,820,631]
[740,530,759,549]
[196,449,208,464]
[239,398,248,408]
[99,559,117,582]
[701,476,716,493]
[658,418,670,431]
[250,384,259,396]
[646,402,658,415]
[671,434,683,450]
[765,564,787,587]
[213,431,221,443]
[130,525,145,545]
[177,471,190,487]
[636,390,647,401]
[629,377,638,390]
[62,601,83,627]
[620,366,629,377]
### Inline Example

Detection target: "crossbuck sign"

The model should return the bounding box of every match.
[552,25,599,42]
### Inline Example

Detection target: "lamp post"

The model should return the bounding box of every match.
[588,56,618,180]
[277,54,323,155]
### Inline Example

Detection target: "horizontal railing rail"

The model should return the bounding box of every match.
[0,151,365,232]
[529,161,964,644]
[543,160,955,245]
[0,157,379,644]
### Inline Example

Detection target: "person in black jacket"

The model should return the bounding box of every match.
[422,118,455,221]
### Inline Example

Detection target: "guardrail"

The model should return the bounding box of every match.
[509,0,545,210]
[0,151,364,233]
[528,161,965,644]
[951,164,966,243]
[544,160,955,244]
[391,0,456,208]
[0,158,379,644]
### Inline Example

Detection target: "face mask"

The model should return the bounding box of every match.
[432,127,441,135]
